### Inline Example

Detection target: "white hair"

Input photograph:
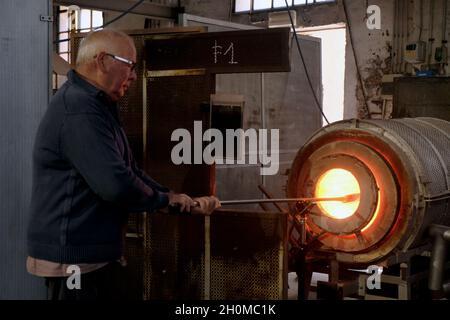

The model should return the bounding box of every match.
[76,29,134,67]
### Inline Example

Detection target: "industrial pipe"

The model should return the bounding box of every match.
[428,225,450,294]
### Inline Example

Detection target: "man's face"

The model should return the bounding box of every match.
[102,41,137,102]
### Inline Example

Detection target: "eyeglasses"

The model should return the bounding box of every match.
[105,53,136,72]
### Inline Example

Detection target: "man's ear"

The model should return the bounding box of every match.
[95,52,108,73]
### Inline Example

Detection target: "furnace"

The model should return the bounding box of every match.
[287,117,450,299]
[288,117,450,263]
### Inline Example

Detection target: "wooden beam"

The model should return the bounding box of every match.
[53,0,177,20]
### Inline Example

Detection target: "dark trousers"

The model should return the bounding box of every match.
[45,262,123,300]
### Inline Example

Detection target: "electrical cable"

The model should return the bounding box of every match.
[95,0,146,30]
[342,0,371,119]
[419,0,423,41]
[284,0,330,125]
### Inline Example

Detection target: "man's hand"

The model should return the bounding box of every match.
[191,196,221,215]
[168,193,195,212]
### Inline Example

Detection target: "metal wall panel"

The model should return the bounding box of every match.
[0,0,51,299]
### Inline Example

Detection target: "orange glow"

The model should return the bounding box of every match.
[361,191,381,232]
[315,169,361,219]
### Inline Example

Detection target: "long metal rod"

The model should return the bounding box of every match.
[220,194,359,206]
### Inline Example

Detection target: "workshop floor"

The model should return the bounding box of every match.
[287,272,329,300]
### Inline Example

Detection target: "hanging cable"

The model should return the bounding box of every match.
[54,0,146,44]
[95,0,146,30]
[419,0,424,41]
[284,0,330,125]
[342,0,371,119]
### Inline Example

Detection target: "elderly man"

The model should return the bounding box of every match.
[27,29,219,300]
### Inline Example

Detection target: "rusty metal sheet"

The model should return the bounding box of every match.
[393,77,450,121]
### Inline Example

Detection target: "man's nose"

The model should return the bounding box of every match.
[129,68,137,81]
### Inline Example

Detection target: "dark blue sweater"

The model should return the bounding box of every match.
[27,70,169,264]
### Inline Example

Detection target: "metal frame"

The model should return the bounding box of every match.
[233,0,337,14]
[178,13,259,30]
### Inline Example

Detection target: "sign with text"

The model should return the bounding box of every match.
[144,28,291,74]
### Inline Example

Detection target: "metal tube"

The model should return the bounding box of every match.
[401,0,408,72]
[260,73,266,188]
[400,0,406,72]
[428,0,436,65]
[393,0,398,72]
[429,225,450,292]
[219,194,359,206]
[394,0,400,72]
[442,0,447,42]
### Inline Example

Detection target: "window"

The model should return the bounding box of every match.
[299,24,347,125]
[53,6,103,91]
[57,6,103,63]
[235,0,335,13]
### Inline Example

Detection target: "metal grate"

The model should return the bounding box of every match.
[402,118,450,187]
[210,213,285,300]
[144,213,205,300]
[144,73,213,196]
[368,119,449,196]
[144,211,287,300]
[366,118,450,235]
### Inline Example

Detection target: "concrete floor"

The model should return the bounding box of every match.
[287,272,329,300]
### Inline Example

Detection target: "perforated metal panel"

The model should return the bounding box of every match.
[210,212,287,299]
[144,73,213,196]
[143,210,287,300]
[367,119,450,196]
[144,213,205,299]
[363,118,450,244]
